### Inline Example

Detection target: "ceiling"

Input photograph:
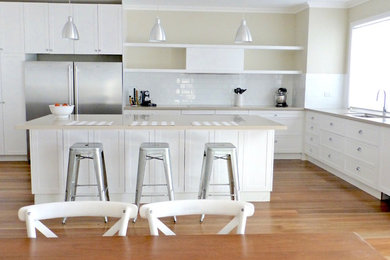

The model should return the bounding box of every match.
[123,0,370,13]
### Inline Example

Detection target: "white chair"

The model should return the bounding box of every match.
[139,200,254,236]
[18,201,138,238]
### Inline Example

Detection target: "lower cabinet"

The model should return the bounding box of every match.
[30,128,274,203]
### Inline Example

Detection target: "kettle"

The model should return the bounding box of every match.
[275,88,288,107]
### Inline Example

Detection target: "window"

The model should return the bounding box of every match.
[348,15,390,111]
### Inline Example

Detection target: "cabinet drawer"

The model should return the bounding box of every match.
[274,135,302,153]
[345,120,379,145]
[320,115,345,135]
[345,156,377,186]
[320,130,344,151]
[305,111,321,124]
[305,143,319,159]
[305,133,320,146]
[345,138,378,165]
[216,110,249,115]
[182,110,215,115]
[320,146,344,170]
[253,111,303,118]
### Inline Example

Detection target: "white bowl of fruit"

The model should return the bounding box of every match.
[49,103,74,119]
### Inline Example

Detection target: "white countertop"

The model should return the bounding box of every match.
[123,105,304,111]
[307,108,390,127]
[17,114,287,130]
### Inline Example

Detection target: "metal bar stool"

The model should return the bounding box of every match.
[63,143,110,224]
[134,142,175,223]
[198,143,240,222]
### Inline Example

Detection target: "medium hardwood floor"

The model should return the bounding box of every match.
[1,160,390,258]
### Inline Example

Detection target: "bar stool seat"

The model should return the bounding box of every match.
[134,142,175,222]
[63,142,109,223]
[198,142,240,222]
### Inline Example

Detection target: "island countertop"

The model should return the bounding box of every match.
[17,114,287,130]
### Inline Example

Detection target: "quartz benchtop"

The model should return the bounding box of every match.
[123,105,304,111]
[17,114,287,130]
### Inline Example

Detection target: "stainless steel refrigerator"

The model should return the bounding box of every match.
[25,61,122,121]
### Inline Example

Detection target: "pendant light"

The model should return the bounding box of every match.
[62,0,79,40]
[234,19,252,43]
[149,17,166,42]
[235,0,252,43]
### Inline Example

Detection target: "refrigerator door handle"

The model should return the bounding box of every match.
[74,65,79,114]
[68,65,74,106]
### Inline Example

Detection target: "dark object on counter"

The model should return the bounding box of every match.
[275,88,288,107]
[234,88,247,94]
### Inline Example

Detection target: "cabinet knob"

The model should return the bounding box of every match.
[309,148,313,152]
[0,48,3,51]
[274,114,277,117]
[98,49,101,52]
[357,147,362,152]
[328,154,331,158]
[330,122,333,126]
[310,137,313,141]
[274,140,278,143]
[311,116,314,120]
[0,101,5,104]
[328,137,332,141]
[358,130,363,134]
[95,49,98,52]
[356,167,361,172]
[310,126,314,130]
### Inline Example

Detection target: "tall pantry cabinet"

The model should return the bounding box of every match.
[0,2,27,157]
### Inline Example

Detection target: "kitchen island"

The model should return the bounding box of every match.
[18,114,286,203]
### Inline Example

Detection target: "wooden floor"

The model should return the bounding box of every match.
[1,160,390,258]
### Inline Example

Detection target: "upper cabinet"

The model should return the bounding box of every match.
[0,3,24,53]
[73,4,122,55]
[24,3,122,55]
[24,3,73,54]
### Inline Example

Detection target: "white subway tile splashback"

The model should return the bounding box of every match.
[124,73,300,107]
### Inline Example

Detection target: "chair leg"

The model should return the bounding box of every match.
[93,150,109,223]
[200,150,214,223]
[163,150,176,223]
[134,149,147,223]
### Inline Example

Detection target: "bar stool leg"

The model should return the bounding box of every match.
[226,154,235,201]
[200,150,214,223]
[198,151,207,200]
[230,150,240,201]
[133,149,147,223]
[163,149,176,223]
[63,150,80,224]
[93,150,108,223]
[101,150,110,201]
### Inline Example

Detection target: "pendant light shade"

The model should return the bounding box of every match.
[235,19,252,43]
[62,16,79,40]
[149,17,166,42]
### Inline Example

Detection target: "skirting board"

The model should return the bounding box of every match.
[0,155,27,161]
[34,191,271,204]
[306,156,382,199]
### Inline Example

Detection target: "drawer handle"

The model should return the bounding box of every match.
[328,137,332,142]
[358,130,363,134]
[356,167,361,172]
[275,140,278,144]
[328,154,331,158]
[310,137,313,141]
[274,114,278,117]
[330,122,333,126]
[357,147,362,152]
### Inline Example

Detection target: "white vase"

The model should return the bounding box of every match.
[234,94,243,107]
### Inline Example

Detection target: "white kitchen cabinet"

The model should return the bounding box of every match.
[98,4,122,54]
[1,54,26,155]
[24,3,49,54]
[74,4,122,55]
[48,4,74,54]
[379,127,390,196]
[0,3,24,53]
[73,4,98,55]
[24,3,73,54]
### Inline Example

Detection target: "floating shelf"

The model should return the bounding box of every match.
[123,42,304,51]
[124,68,302,75]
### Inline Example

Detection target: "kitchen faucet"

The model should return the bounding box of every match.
[376,89,387,114]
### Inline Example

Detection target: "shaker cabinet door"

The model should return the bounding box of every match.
[49,4,74,54]
[98,4,122,54]
[24,3,50,53]
[73,4,98,54]
[0,3,24,53]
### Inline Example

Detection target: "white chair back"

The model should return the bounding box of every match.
[139,200,254,236]
[18,201,138,238]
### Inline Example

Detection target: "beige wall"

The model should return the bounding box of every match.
[295,8,309,73]
[306,8,348,74]
[349,0,390,22]
[124,10,296,45]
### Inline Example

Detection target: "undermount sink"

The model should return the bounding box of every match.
[346,112,390,119]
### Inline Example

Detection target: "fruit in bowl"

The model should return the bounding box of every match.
[49,104,74,119]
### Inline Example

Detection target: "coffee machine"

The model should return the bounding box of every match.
[140,90,156,107]
[275,88,288,107]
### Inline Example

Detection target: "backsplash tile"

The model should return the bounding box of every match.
[124,73,301,107]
